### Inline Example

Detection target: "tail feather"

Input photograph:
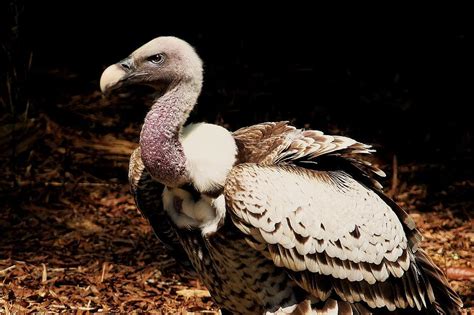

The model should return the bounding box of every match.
[415,249,463,314]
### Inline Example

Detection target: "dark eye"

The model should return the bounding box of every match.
[147,53,165,64]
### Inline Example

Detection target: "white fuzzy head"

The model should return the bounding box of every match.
[100,36,203,94]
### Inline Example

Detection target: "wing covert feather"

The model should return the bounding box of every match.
[225,164,408,282]
[224,164,444,311]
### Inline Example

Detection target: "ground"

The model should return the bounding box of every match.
[0,92,472,313]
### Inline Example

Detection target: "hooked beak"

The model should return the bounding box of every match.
[100,57,133,95]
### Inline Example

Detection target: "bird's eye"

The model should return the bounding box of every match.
[147,54,165,64]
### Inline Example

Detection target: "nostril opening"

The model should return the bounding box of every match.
[119,58,132,70]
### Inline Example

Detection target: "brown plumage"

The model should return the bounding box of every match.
[101,36,463,314]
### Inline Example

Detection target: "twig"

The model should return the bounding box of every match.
[41,263,47,284]
[71,306,96,311]
[0,265,16,276]
[100,262,108,283]
[50,305,67,309]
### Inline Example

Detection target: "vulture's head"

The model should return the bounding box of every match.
[100,36,203,95]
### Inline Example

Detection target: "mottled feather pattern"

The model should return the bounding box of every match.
[128,148,193,270]
[233,121,297,164]
[225,165,410,283]
[175,221,308,315]
[234,122,385,190]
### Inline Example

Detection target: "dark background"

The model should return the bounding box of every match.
[1,3,472,167]
[0,3,473,312]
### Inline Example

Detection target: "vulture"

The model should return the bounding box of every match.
[100,36,462,314]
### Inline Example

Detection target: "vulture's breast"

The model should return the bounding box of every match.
[162,186,227,235]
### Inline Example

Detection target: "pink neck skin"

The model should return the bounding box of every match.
[139,82,200,187]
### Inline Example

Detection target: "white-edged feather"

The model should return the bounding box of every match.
[162,187,225,235]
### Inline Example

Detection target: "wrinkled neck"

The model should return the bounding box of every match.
[139,81,200,186]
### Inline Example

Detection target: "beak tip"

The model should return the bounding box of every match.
[100,64,127,95]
